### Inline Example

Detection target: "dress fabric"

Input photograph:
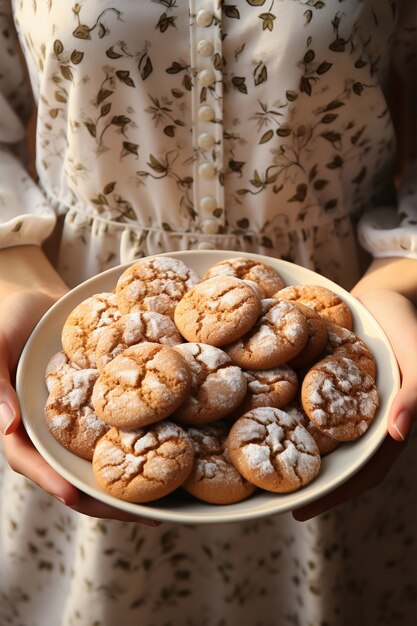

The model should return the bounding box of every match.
[0,1,416,625]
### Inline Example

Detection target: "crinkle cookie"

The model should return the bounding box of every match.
[224,299,308,369]
[203,257,285,297]
[91,342,192,429]
[227,407,321,493]
[115,256,200,318]
[45,369,109,460]
[174,276,262,346]
[61,292,121,368]
[172,343,247,424]
[324,322,376,380]
[95,311,183,372]
[239,366,299,413]
[285,401,340,456]
[274,285,353,330]
[288,303,328,368]
[92,422,195,503]
[45,350,79,392]
[182,422,256,504]
[301,356,379,441]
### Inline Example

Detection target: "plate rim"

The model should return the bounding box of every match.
[16,250,400,524]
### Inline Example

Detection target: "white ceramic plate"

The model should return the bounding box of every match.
[16,250,400,524]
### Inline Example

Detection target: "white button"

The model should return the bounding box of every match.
[197,39,214,56]
[198,162,216,179]
[201,219,220,235]
[198,105,215,122]
[197,133,215,149]
[196,9,213,27]
[198,69,216,87]
[197,241,216,250]
[199,195,217,212]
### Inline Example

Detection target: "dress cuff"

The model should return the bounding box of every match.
[358,207,417,260]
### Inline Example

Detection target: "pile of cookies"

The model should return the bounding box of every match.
[44,255,379,506]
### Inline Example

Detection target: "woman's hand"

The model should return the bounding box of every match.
[0,247,160,526]
[293,257,417,521]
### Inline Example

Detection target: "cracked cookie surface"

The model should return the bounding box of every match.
[273,285,352,330]
[91,342,192,429]
[224,299,309,369]
[238,365,299,414]
[324,322,376,380]
[45,369,109,460]
[227,407,321,493]
[61,292,121,368]
[45,350,80,392]
[203,257,285,298]
[115,256,200,318]
[95,311,183,372]
[182,422,256,504]
[92,422,194,502]
[172,343,247,424]
[288,303,328,368]
[285,401,340,456]
[301,356,379,441]
[174,276,262,346]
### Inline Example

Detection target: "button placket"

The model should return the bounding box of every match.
[190,0,224,240]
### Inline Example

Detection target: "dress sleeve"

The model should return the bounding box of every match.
[358,0,417,260]
[0,1,55,250]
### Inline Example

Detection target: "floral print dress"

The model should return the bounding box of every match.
[0,1,416,625]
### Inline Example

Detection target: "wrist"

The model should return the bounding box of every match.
[0,245,68,301]
[353,257,417,304]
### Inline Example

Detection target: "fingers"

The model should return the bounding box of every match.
[2,424,162,526]
[293,436,405,522]
[2,424,80,505]
[0,337,20,435]
[69,494,161,526]
[354,289,417,441]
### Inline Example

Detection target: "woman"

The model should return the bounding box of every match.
[1,1,416,624]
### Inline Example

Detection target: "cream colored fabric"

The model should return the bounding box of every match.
[1,2,416,625]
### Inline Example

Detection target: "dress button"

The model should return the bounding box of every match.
[197,241,216,251]
[198,105,215,122]
[197,132,215,149]
[201,219,220,235]
[198,162,216,179]
[197,39,214,57]
[199,195,217,213]
[198,69,216,87]
[196,9,213,27]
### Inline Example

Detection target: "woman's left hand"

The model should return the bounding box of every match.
[293,257,417,521]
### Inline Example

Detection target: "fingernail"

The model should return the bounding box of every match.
[53,495,67,505]
[142,519,161,527]
[394,410,411,441]
[0,402,15,435]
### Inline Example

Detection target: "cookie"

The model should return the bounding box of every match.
[288,303,328,368]
[174,276,262,347]
[45,350,79,392]
[95,311,183,372]
[115,256,200,319]
[61,292,121,368]
[324,322,376,380]
[203,257,285,297]
[92,422,195,503]
[45,369,109,460]
[91,342,192,429]
[224,299,309,369]
[172,343,247,424]
[239,366,298,414]
[274,285,353,330]
[227,407,321,493]
[285,401,340,456]
[182,422,256,504]
[301,356,379,441]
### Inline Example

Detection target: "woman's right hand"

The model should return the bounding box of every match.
[0,251,160,526]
